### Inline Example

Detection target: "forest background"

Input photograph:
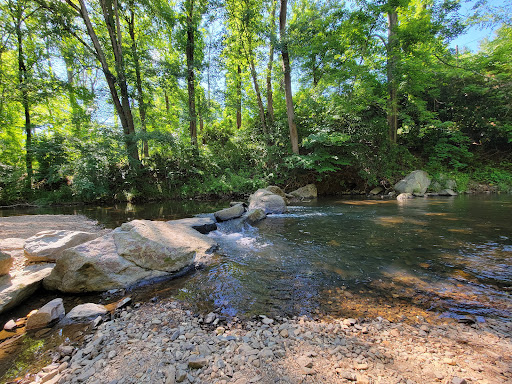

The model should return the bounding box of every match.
[0,0,511,205]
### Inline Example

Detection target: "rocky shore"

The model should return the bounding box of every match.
[22,298,512,384]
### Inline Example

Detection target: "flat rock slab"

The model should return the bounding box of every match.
[0,264,55,314]
[64,303,107,323]
[0,238,25,251]
[24,230,99,262]
[115,220,218,271]
[0,215,104,240]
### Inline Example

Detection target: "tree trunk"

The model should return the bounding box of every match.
[74,0,140,166]
[186,0,198,147]
[279,0,299,154]
[63,53,82,135]
[249,55,268,135]
[387,9,398,143]
[236,64,242,129]
[15,14,32,188]
[128,8,149,159]
[266,0,277,124]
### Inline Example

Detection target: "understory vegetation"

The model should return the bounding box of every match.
[0,0,511,205]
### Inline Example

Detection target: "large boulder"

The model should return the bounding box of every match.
[265,186,286,198]
[0,251,13,276]
[0,264,54,314]
[394,170,431,195]
[24,230,99,262]
[248,189,287,214]
[214,204,245,222]
[290,184,318,199]
[26,298,65,330]
[115,220,217,270]
[43,233,164,293]
[44,220,218,293]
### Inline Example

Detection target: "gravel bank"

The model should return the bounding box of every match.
[26,299,512,384]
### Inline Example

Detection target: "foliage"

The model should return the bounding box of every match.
[0,0,511,206]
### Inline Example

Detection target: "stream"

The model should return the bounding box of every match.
[1,195,511,381]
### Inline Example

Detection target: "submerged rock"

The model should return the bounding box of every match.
[214,204,245,222]
[26,298,65,330]
[290,184,318,199]
[394,170,431,195]
[24,230,99,262]
[248,189,287,214]
[0,264,54,314]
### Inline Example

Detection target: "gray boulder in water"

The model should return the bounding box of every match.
[214,204,245,222]
[290,184,318,199]
[248,189,287,214]
[394,170,431,195]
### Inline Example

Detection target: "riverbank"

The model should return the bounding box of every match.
[23,298,512,384]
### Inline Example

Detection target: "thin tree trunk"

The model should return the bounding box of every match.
[186,0,197,146]
[128,8,149,158]
[387,9,398,143]
[236,64,242,129]
[16,14,32,188]
[249,55,267,135]
[266,0,277,124]
[165,89,170,114]
[63,54,82,135]
[73,0,140,165]
[279,0,299,154]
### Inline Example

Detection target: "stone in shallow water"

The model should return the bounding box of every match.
[64,303,107,323]
[248,189,287,214]
[214,204,245,222]
[26,297,65,330]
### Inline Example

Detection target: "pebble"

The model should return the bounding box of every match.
[15,298,507,384]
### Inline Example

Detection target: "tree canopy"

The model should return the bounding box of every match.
[0,0,511,204]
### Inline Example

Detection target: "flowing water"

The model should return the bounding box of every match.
[1,195,512,380]
[171,195,512,321]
